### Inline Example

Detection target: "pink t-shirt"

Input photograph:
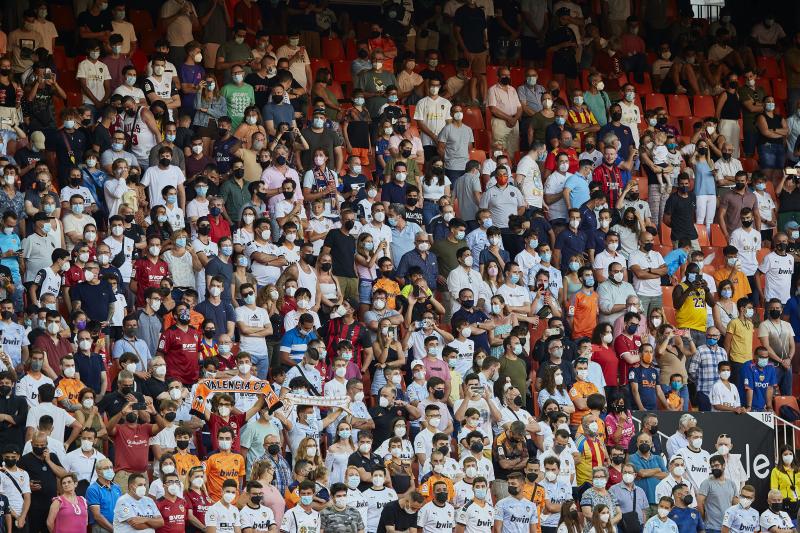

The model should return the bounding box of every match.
[422,356,451,384]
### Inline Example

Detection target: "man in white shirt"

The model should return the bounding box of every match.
[655,455,697,507]
[627,231,667,313]
[729,209,761,299]
[418,481,456,532]
[414,79,452,160]
[63,427,106,484]
[77,42,111,110]
[714,143,744,191]
[757,233,794,304]
[206,479,241,533]
[25,383,81,445]
[593,231,628,283]
[141,148,186,209]
[113,473,164,533]
[234,283,272,379]
[447,249,481,314]
[674,427,711,492]
[515,142,546,209]
[619,85,642,147]
[0,445,31,529]
[543,152,571,223]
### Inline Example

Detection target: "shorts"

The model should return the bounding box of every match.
[467,50,488,75]
[358,279,373,304]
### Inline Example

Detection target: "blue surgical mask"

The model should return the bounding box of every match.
[221,246,233,257]
[687,273,697,283]
[126,75,137,86]
[456,230,465,241]
[175,237,187,248]
[167,194,177,205]
[758,358,769,368]
[706,337,718,346]
[195,186,208,196]
[300,495,313,506]
[569,261,580,272]
[244,294,256,305]
[540,252,551,263]
[166,133,176,143]
[43,204,55,214]
[474,487,487,500]
[313,117,324,128]
[510,274,520,284]
[555,117,566,126]
[721,288,733,298]
[483,217,493,229]
[112,142,124,151]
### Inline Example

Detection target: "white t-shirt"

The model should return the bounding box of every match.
[235,305,270,354]
[515,154,544,207]
[418,501,456,533]
[628,249,666,297]
[364,487,398,533]
[413,97,452,145]
[16,373,55,407]
[245,240,281,286]
[755,190,776,227]
[76,59,111,103]
[25,402,76,443]
[447,338,474,378]
[543,171,569,220]
[758,252,794,303]
[140,165,185,208]
[711,380,741,411]
[496,283,531,308]
[206,502,240,533]
[674,446,711,491]
[421,176,452,201]
[240,504,276,531]
[0,467,30,514]
[593,250,628,277]
[455,495,495,531]
[729,227,761,276]
[346,488,370,529]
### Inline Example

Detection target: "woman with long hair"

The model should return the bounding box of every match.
[146,204,172,241]
[231,252,257,306]
[234,105,267,148]
[770,444,800,513]
[73,388,107,448]
[591,322,619,394]
[324,420,356,485]
[384,436,415,496]
[488,294,518,358]
[316,252,343,324]
[604,394,635,449]
[369,317,406,395]
[163,229,199,297]
[294,436,323,469]
[563,254,586,309]
[185,465,212,533]
[46,473,88,533]
[654,323,694,410]
[712,279,738,335]
[355,232,381,315]
[257,283,283,364]
[198,318,222,364]
[149,453,182,499]
[193,74,227,154]
[421,156,451,224]
[557,500,583,533]
[375,417,415,460]
[692,139,717,234]
[646,307,665,346]
[586,503,615,533]
[311,67,341,120]
[249,460,286,525]
[537,365,575,414]
[233,206,257,254]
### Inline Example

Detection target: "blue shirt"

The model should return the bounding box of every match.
[598,122,635,159]
[195,299,236,340]
[279,326,319,364]
[741,361,777,410]
[669,507,705,533]
[86,480,123,525]
[261,102,294,127]
[694,160,716,196]
[390,221,422,263]
[0,232,21,283]
[74,351,107,395]
[629,452,666,503]
[664,248,688,277]
[554,228,590,271]
[628,365,660,410]
[396,248,438,289]
[643,516,679,533]
[578,203,598,234]
[564,173,591,209]
[784,295,800,342]
[381,181,408,205]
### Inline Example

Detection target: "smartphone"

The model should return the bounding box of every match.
[786,168,798,176]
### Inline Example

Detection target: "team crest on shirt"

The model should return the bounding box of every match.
[634,340,641,347]
[691,512,696,519]
[759,375,764,381]
[179,505,185,512]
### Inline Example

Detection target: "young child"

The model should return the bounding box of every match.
[357,181,378,224]
[628,343,667,410]
[663,238,693,282]
[710,360,743,412]
[650,130,678,194]
[665,373,685,411]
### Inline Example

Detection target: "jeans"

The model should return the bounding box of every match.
[777,364,793,395]
[250,352,270,379]
[747,275,760,307]
[758,142,786,169]
[730,361,746,400]
[743,128,758,156]
[422,200,439,226]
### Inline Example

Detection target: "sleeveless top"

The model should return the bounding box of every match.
[52,495,88,533]
[124,107,158,161]
[720,91,741,120]
[676,282,707,331]
[759,113,784,145]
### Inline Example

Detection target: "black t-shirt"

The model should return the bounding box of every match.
[347,451,383,491]
[376,500,419,533]
[419,69,445,86]
[93,123,113,154]
[322,229,356,278]
[300,128,341,171]
[404,206,424,227]
[779,188,800,213]
[245,72,275,109]
[18,452,62,508]
[13,147,44,178]
[663,192,699,240]
[454,5,488,53]
[369,404,410,446]
[142,377,168,401]
[491,0,522,39]
[98,389,145,419]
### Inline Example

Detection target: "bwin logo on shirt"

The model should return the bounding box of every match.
[509,515,532,523]
[433,521,455,529]
[476,519,493,527]
[690,464,708,473]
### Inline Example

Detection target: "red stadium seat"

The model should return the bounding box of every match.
[630,73,653,95]
[692,95,715,117]
[310,59,330,78]
[644,93,666,110]
[755,78,772,95]
[332,60,352,84]
[461,106,484,131]
[773,78,788,102]
[660,223,671,244]
[710,224,726,247]
[50,4,76,31]
[774,395,800,414]
[758,56,780,79]
[321,37,345,61]
[695,224,709,246]
[469,149,486,164]
[667,94,691,117]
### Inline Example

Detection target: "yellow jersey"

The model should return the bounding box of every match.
[675,283,707,331]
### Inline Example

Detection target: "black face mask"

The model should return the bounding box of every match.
[777,243,788,252]
[526,472,538,482]
[722,153,732,160]
[164,412,177,422]
[33,446,47,456]
[198,225,211,236]
[283,191,294,201]
[682,495,694,506]
[251,495,262,505]
[260,160,271,169]
[628,193,639,201]
[120,386,133,395]
[697,147,708,156]
[734,182,745,190]
[401,148,412,157]
[513,396,523,407]
[357,49,369,59]
[508,485,519,496]
[461,299,474,309]
[638,443,651,454]
[268,444,281,455]
[370,31,381,39]
[344,220,355,231]
[233,168,245,179]
[176,440,190,450]
[470,442,483,454]
[711,467,723,478]
[499,76,511,86]
[0,69,11,77]
[643,242,654,252]
[610,112,622,122]
[320,262,333,272]
[678,185,689,194]
[124,214,135,223]
[551,89,559,98]
[435,491,448,504]
[406,198,417,207]
[272,95,284,104]
[0,385,10,396]
[2,458,16,468]
[769,309,782,319]
[611,455,625,465]
[741,218,753,227]
[438,445,449,456]
[649,424,658,434]
[770,503,783,513]
[433,389,445,400]
[218,128,229,138]
[276,155,287,166]
[126,412,138,423]
[204,329,216,339]
[0,310,12,321]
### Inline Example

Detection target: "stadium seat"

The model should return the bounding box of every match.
[741,158,759,173]
[332,60,352,84]
[321,37,345,61]
[757,248,771,265]
[662,285,674,302]
[692,95,715,117]
[694,224,709,246]
[758,56,780,79]
[667,94,691,117]
[755,78,772,95]
[710,224,726,247]
[461,106,484,131]
[637,176,648,200]
[510,67,524,87]
[645,93,666,110]
[310,59,330,78]
[50,4,76,31]
[662,306,676,324]
[630,73,653,95]
[469,149,486,164]
[129,9,154,30]
[473,129,490,151]
[660,223,671,244]
[775,395,800,415]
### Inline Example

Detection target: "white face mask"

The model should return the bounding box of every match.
[717,444,730,455]
[622,473,635,484]
[125,363,137,374]
[161,464,175,474]
[223,492,236,503]
[372,476,385,487]
[135,485,147,498]
[218,439,232,450]
[673,466,685,477]
[63,366,76,378]
[657,508,670,518]
[82,398,94,409]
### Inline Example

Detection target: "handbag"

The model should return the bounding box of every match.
[619,486,643,533]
